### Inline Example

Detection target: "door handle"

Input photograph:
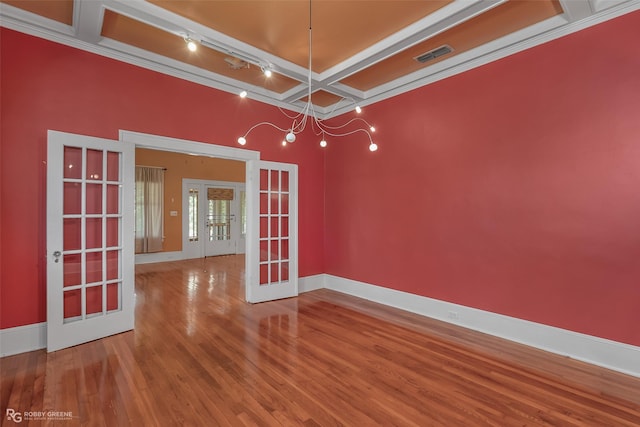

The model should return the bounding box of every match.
[53,251,62,263]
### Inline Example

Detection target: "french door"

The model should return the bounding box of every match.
[246,160,298,303]
[46,131,134,352]
[183,180,246,259]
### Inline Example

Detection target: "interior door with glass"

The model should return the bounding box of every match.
[246,160,298,303]
[47,131,134,352]
[205,186,236,256]
[183,180,245,259]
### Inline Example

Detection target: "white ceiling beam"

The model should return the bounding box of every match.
[558,0,593,21]
[74,0,105,43]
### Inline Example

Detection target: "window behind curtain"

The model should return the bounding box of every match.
[135,166,164,253]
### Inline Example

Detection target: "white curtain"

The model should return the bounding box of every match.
[135,166,164,253]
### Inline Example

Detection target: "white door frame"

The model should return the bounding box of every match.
[120,130,261,295]
[182,179,246,259]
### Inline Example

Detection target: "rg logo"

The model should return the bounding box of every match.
[6,408,22,423]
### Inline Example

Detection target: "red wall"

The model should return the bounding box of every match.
[0,28,325,329]
[325,12,640,346]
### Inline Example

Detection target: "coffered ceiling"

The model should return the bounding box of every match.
[2,0,639,118]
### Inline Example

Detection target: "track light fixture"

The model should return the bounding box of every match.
[184,36,197,52]
[236,0,378,152]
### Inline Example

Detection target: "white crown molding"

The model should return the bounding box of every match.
[2,1,639,119]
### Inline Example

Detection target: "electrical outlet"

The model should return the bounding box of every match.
[447,311,459,320]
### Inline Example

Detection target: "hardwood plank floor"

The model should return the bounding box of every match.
[2,255,639,426]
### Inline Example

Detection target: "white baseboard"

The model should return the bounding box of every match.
[4,274,637,379]
[135,251,184,265]
[0,322,46,357]
[299,274,326,293]
[324,274,640,378]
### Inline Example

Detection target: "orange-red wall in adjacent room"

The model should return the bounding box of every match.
[0,28,325,329]
[135,148,246,252]
[324,12,640,346]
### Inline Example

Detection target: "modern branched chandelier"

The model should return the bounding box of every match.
[235,0,378,152]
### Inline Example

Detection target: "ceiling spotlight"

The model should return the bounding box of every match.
[185,37,197,52]
[239,90,248,98]
[355,106,362,114]
[264,68,273,78]
[320,139,327,148]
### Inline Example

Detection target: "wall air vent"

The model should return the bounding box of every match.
[414,45,454,64]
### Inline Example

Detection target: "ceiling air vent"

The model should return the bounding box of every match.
[414,45,453,64]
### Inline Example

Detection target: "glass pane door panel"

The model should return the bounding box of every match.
[107,283,120,311]
[281,171,289,192]
[270,264,279,282]
[281,217,289,237]
[260,240,268,262]
[106,218,119,247]
[281,194,289,214]
[270,240,279,260]
[106,185,119,214]
[86,252,102,283]
[64,147,82,179]
[86,218,102,249]
[63,254,81,287]
[86,149,103,180]
[271,217,280,237]
[63,290,81,319]
[86,285,103,315]
[282,262,289,281]
[86,184,102,214]
[282,239,289,260]
[64,183,81,214]
[260,170,269,191]
[260,193,268,214]
[260,217,268,238]
[64,218,81,251]
[106,250,119,281]
[270,170,279,191]
[260,264,269,285]
[106,151,120,181]
[270,194,279,214]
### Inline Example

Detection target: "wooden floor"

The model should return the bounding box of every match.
[2,256,639,426]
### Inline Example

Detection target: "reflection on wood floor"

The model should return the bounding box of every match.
[2,255,639,426]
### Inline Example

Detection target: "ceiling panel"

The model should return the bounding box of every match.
[148,0,452,72]
[2,0,73,25]
[341,0,564,91]
[101,9,300,94]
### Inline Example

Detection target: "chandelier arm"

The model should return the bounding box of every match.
[242,121,291,137]
[315,117,374,131]
[321,127,374,143]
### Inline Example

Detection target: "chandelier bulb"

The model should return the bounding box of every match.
[370,126,376,132]
[320,139,327,148]
[285,132,296,143]
[369,143,378,152]
[237,137,246,145]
